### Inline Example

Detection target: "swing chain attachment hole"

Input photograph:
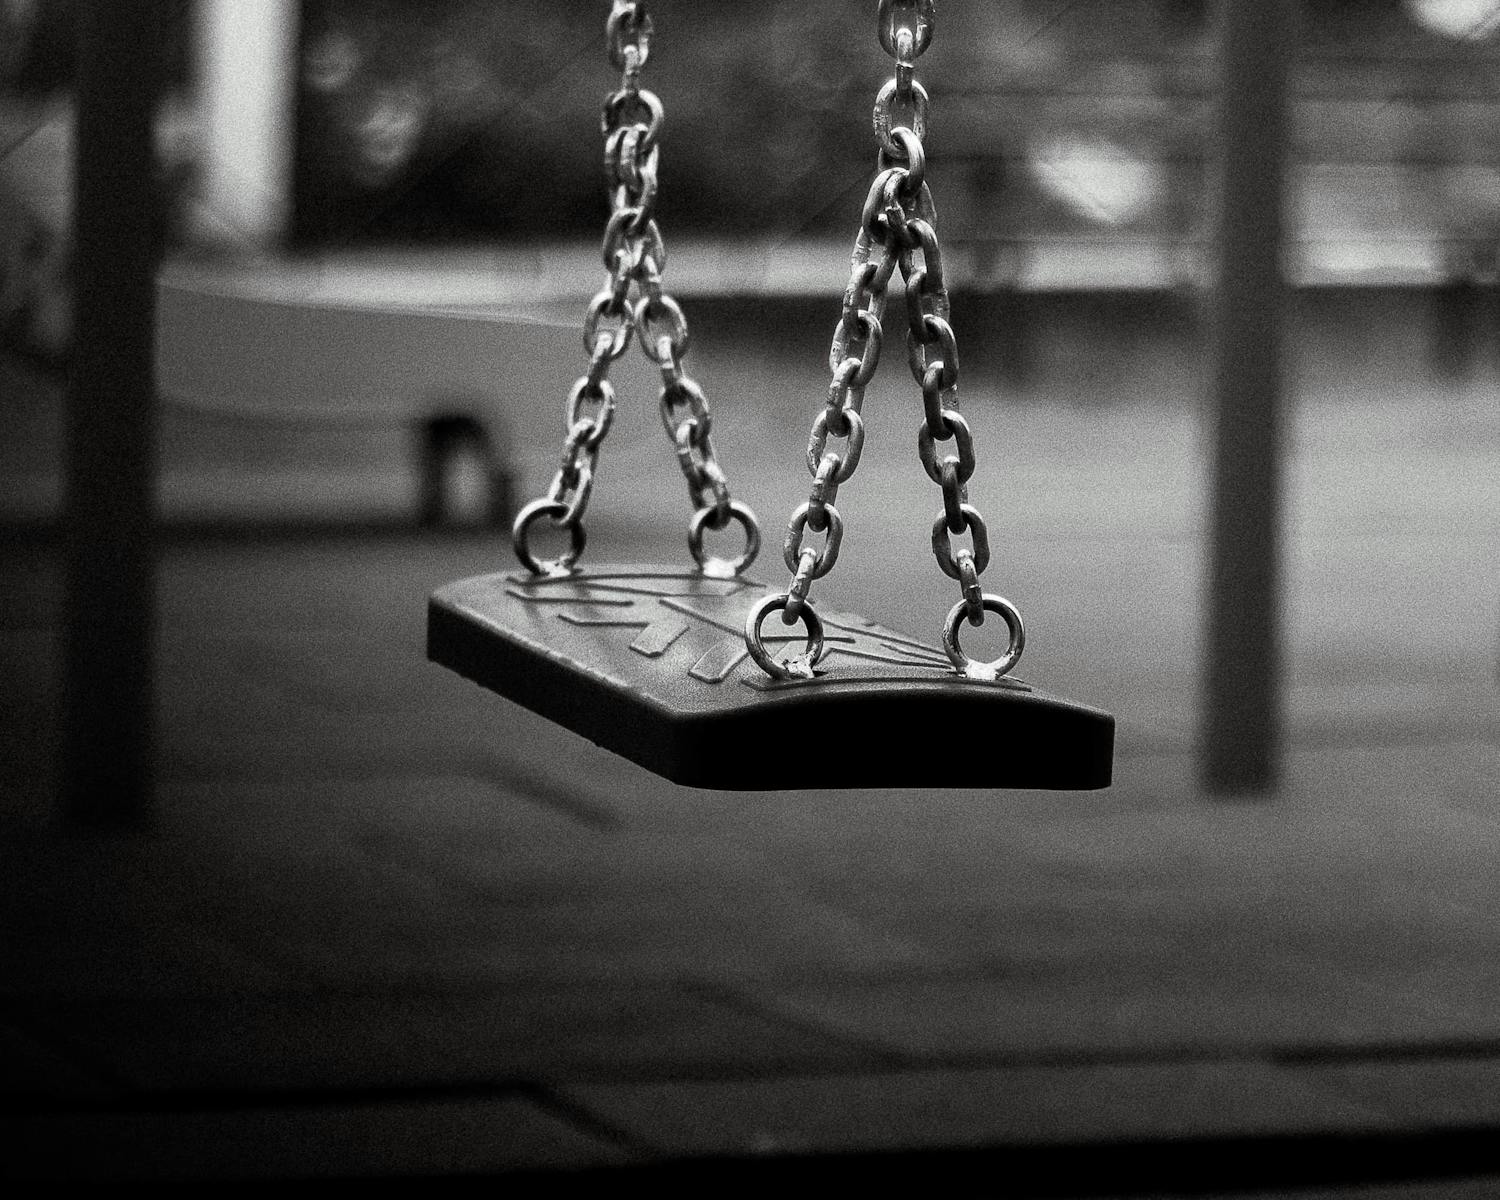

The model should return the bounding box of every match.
[746,592,827,682]
[513,497,586,577]
[944,593,1025,682]
[689,500,761,580]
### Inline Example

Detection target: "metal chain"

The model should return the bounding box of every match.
[514,1,759,579]
[747,0,1024,682]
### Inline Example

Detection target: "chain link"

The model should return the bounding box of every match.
[747,0,1023,682]
[514,1,758,578]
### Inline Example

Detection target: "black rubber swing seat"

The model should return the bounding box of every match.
[428,565,1114,791]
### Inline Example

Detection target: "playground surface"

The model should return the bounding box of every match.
[2,275,1498,1189]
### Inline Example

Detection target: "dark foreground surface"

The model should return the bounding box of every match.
[2,284,1499,1189]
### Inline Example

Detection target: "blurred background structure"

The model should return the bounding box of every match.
[3,0,1500,1186]
[10,1,1500,297]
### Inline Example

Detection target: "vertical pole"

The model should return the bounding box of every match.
[1201,0,1295,795]
[62,2,163,829]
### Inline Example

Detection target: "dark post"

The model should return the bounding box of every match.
[1201,0,1295,794]
[62,2,163,828]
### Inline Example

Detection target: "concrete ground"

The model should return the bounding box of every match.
[2,279,1499,1189]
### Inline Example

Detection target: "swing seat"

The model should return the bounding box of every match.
[427,566,1114,790]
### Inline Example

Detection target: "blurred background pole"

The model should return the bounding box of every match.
[194,0,298,248]
[1202,0,1296,795]
[62,1,164,829]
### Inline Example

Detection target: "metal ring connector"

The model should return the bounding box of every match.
[957,549,984,626]
[784,546,818,623]
[940,458,967,534]
[907,313,960,391]
[931,504,990,578]
[557,463,595,526]
[907,218,945,291]
[688,499,760,579]
[943,593,1025,681]
[785,501,844,578]
[611,144,659,220]
[919,362,947,432]
[659,376,709,439]
[827,354,863,415]
[583,290,635,360]
[745,592,827,682]
[565,378,617,449]
[807,455,842,528]
[513,497,586,576]
[877,0,936,60]
[886,126,926,197]
[634,293,689,362]
[873,77,929,159]
[830,310,883,384]
[606,1,653,70]
[860,167,907,242]
[917,409,974,484]
[605,127,660,199]
[600,87,664,153]
[685,456,731,529]
[601,210,666,273]
[808,408,866,482]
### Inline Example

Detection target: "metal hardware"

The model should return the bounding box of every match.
[745,590,827,681]
[688,500,761,579]
[513,497,587,576]
[944,592,1025,682]
[513,0,759,578]
[748,0,1019,683]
